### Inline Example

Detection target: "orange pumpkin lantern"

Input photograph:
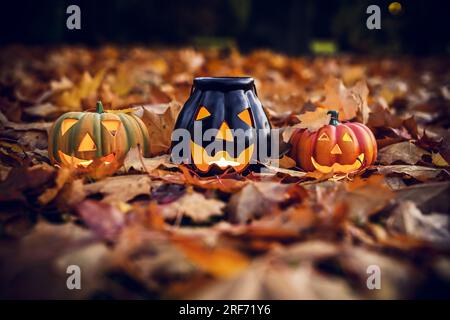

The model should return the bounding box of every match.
[289,110,377,174]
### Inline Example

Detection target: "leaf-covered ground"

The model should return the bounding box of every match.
[0,46,449,299]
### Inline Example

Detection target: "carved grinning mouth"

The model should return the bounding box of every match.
[311,153,365,174]
[190,141,254,173]
[58,151,116,168]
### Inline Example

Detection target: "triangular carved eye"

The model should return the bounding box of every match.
[342,132,353,142]
[196,106,211,120]
[78,133,97,151]
[61,119,78,135]
[238,108,253,126]
[318,132,330,141]
[102,120,121,136]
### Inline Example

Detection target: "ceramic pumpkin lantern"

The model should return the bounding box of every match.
[289,110,377,174]
[171,77,271,175]
[48,101,150,174]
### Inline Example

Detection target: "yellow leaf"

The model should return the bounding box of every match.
[111,64,134,97]
[432,153,449,167]
[54,70,106,110]
[0,141,24,154]
[174,239,249,278]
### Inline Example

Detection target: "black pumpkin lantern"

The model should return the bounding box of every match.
[171,77,271,175]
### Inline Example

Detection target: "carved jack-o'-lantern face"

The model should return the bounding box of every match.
[189,105,256,173]
[48,101,150,174]
[171,77,271,175]
[289,111,377,174]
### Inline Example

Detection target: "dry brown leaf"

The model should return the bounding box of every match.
[295,107,331,131]
[319,77,369,121]
[121,146,176,173]
[378,141,430,165]
[0,164,11,181]
[377,79,408,105]
[376,165,447,182]
[387,201,450,246]
[24,103,61,118]
[192,241,359,299]
[278,155,297,169]
[353,80,370,124]
[0,163,57,203]
[57,179,88,209]
[38,166,73,205]
[282,108,330,142]
[112,226,197,293]
[50,76,74,91]
[249,203,317,235]
[82,174,153,204]
[344,175,394,222]
[154,166,248,193]
[134,101,182,156]
[0,111,52,131]
[161,191,225,222]
[282,240,417,299]
[227,182,306,223]
[0,220,112,299]
[262,165,307,178]
[367,103,404,129]
[339,245,418,299]
[395,181,449,215]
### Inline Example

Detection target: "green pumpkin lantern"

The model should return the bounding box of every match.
[48,101,150,174]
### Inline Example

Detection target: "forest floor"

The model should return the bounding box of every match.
[0,46,449,299]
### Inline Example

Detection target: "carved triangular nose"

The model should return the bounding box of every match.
[330,144,342,155]
[78,133,97,151]
[216,121,234,142]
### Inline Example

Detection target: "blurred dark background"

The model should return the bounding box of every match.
[0,0,448,55]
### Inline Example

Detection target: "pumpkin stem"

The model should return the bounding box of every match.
[327,110,339,126]
[96,101,104,114]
